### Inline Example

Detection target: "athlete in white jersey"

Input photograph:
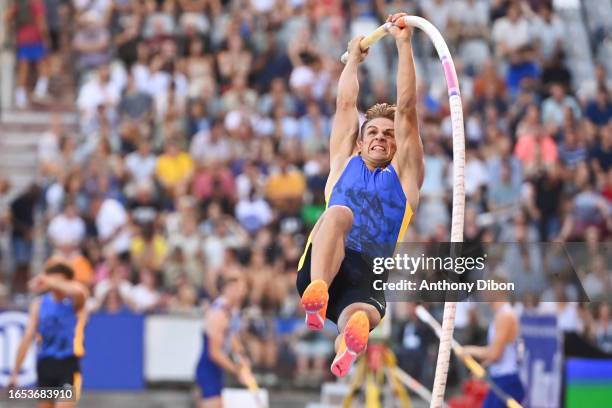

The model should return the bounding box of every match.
[464,302,525,408]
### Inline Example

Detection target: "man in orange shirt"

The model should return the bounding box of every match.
[46,254,94,289]
[265,159,306,213]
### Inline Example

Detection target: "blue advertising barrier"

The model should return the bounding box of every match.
[520,314,562,408]
[0,310,36,387]
[81,310,145,390]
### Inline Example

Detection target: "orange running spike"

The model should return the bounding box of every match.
[331,311,369,377]
[300,279,328,331]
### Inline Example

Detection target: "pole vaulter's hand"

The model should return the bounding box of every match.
[386,13,413,42]
[346,35,369,64]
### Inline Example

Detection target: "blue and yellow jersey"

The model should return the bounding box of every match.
[314,156,412,259]
[37,293,86,360]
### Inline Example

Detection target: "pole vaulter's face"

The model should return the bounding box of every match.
[358,117,397,166]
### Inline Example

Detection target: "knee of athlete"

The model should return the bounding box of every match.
[325,206,353,233]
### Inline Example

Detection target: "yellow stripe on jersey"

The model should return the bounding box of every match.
[396,202,413,243]
[73,309,87,357]
[73,372,82,400]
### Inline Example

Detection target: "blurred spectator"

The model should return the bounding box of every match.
[114,4,141,67]
[191,161,235,205]
[247,251,287,370]
[558,182,611,241]
[393,303,436,384]
[73,10,111,73]
[47,198,86,250]
[142,0,176,43]
[258,78,296,117]
[167,275,198,315]
[130,222,168,273]
[514,108,558,172]
[585,87,612,127]
[591,302,612,353]
[9,184,40,293]
[222,75,258,112]
[299,101,331,153]
[217,35,252,86]
[492,2,530,59]
[463,148,489,198]
[131,268,162,313]
[579,64,612,102]
[155,138,194,198]
[119,72,154,122]
[235,188,273,235]
[93,254,133,310]
[265,159,306,213]
[125,139,157,185]
[4,0,49,108]
[539,287,583,333]
[582,256,612,300]
[528,164,564,240]
[92,195,131,256]
[236,161,267,201]
[166,215,204,289]
[202,215,248,271]
[127,180,163,226]
[558,128,587,168]
[487,161,521,221]
[190,119,232,165]
[38,114,64,179]
[77,64,121,127]
[183,37,216,100]
[498,212,546,294]
[541,83,581,130]
[98,286,132,314]
[492,3,540,97]
[530,3,563,63]
[72,0,112,22]
[450,0,491,71]
[590,123,612,176]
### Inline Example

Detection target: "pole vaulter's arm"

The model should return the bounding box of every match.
[390,14,425,197]
[326,37,368,198]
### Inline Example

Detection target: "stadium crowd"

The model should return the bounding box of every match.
[1,0,611,387]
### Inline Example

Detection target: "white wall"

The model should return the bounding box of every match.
[144,315,203,382]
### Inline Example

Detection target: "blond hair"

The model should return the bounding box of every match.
[365,103,396,121]
[360,103,396,138]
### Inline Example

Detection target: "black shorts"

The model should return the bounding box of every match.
[37,356,81,398]
[296,245,387,327]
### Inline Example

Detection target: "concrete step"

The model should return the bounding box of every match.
[0,132,41,146]
[3,173,35,186]
[0,110,78,126]
[0,105,77,197]
[0,157,38,170]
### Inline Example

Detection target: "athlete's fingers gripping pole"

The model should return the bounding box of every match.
[340,23,392,64]
[415,306,524,408]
